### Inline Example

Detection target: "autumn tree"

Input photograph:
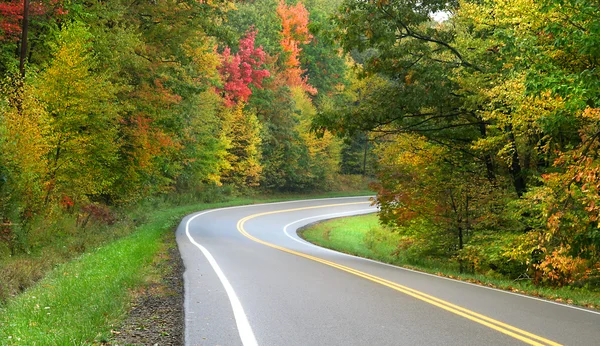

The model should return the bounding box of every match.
[219,28,270,106]
[276,0,316,95]
[35,22,120,204]
[319,0,534,274]
[220,103,263,188]
[0,0,67,76]
[0,79,50,253]
[458,0,600,285]
[291,87,340,187]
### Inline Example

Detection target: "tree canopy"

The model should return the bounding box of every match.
[1,0,598,287]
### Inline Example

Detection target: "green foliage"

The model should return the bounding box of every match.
[175,90,229,191]
[319,0,600,286]
[226,0,283,54]
[301,0,347,100]
[36,22,121,204]
[292,87,341,188]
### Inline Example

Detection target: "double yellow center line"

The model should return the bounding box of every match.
[236,202,561,346]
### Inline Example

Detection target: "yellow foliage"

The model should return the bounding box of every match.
[220,103,262,187]
[459,0,548,32]
[34,22,121,202]
[182,31,221,86]
[291,87,341,185]
[0,81,51,215]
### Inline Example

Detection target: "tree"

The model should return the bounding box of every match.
[0,0,67,76]
[276,0,316,95]
[0,78,50,253]
[460,0,600,285]
[373,132,505,266]
[291,86,340,188]
[300,6,347,101]
[35,22,120,204]
[219,28,270,106]
[220,103,263,188]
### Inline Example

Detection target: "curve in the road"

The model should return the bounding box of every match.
[236,203,560,346]
[179,196,599,346]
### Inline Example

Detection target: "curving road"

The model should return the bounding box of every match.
[176,196,600,346]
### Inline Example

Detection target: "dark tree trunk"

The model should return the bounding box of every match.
[458,225,464,273]
[479,122,496,183]
[362,135,368,177]
[506,126,527,197]
[19,0,30,78]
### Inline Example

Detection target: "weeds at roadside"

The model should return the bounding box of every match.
[0,188,372,344]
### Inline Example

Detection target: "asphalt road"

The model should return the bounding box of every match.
[176,196,600,346]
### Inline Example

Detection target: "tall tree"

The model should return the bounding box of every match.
[220,103,263,188]
[35,22,120,204]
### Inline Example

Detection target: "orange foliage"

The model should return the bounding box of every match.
[276,0,316,95]
[536,246,589,286]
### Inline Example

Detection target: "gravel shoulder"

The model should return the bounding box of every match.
[110,233,184,346]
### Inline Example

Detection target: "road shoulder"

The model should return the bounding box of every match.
[110,232,184,345]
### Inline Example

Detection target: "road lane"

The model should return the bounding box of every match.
[177,196,600,345]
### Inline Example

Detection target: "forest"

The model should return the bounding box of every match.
[1,0,599,291]
[0,0,363,254]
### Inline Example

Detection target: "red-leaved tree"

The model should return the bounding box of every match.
[0,0,66,42]
[218,28,270,107]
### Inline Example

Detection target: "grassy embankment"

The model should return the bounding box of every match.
[0,188,371,345]
[301,214,600,310]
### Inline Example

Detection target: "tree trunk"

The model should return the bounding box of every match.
[506,125,527,197]
[479,122,496,183]
[362,134,368,177]
[19,0,30,78]
[458,225,464,273]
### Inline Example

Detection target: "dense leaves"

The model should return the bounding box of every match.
[219,29,270,107]
[0,0,350,255]
[5,0,595,289]
[322,0,600,286]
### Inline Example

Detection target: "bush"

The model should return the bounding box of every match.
[458,232,528,279]
[330,174,372,192]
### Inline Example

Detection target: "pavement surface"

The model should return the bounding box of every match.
[176,196,600,346]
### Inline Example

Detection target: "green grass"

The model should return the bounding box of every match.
[0,191,372,345]
[0,219,162,344]
[300,214,600,310]
[301,214,398,262]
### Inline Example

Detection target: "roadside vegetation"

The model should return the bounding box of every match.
[313,0,600,290]
[301,214,600,310]
[0,187,370,345]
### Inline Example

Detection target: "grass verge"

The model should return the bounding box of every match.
[0,192,371,345]
[300,214,600,310]
[0,219,162,344]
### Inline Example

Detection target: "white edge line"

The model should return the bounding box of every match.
[180,196,373,345]
[281,209,600,316]
[185,209,258,346]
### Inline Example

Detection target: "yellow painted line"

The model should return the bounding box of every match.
[236,202,562,346]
